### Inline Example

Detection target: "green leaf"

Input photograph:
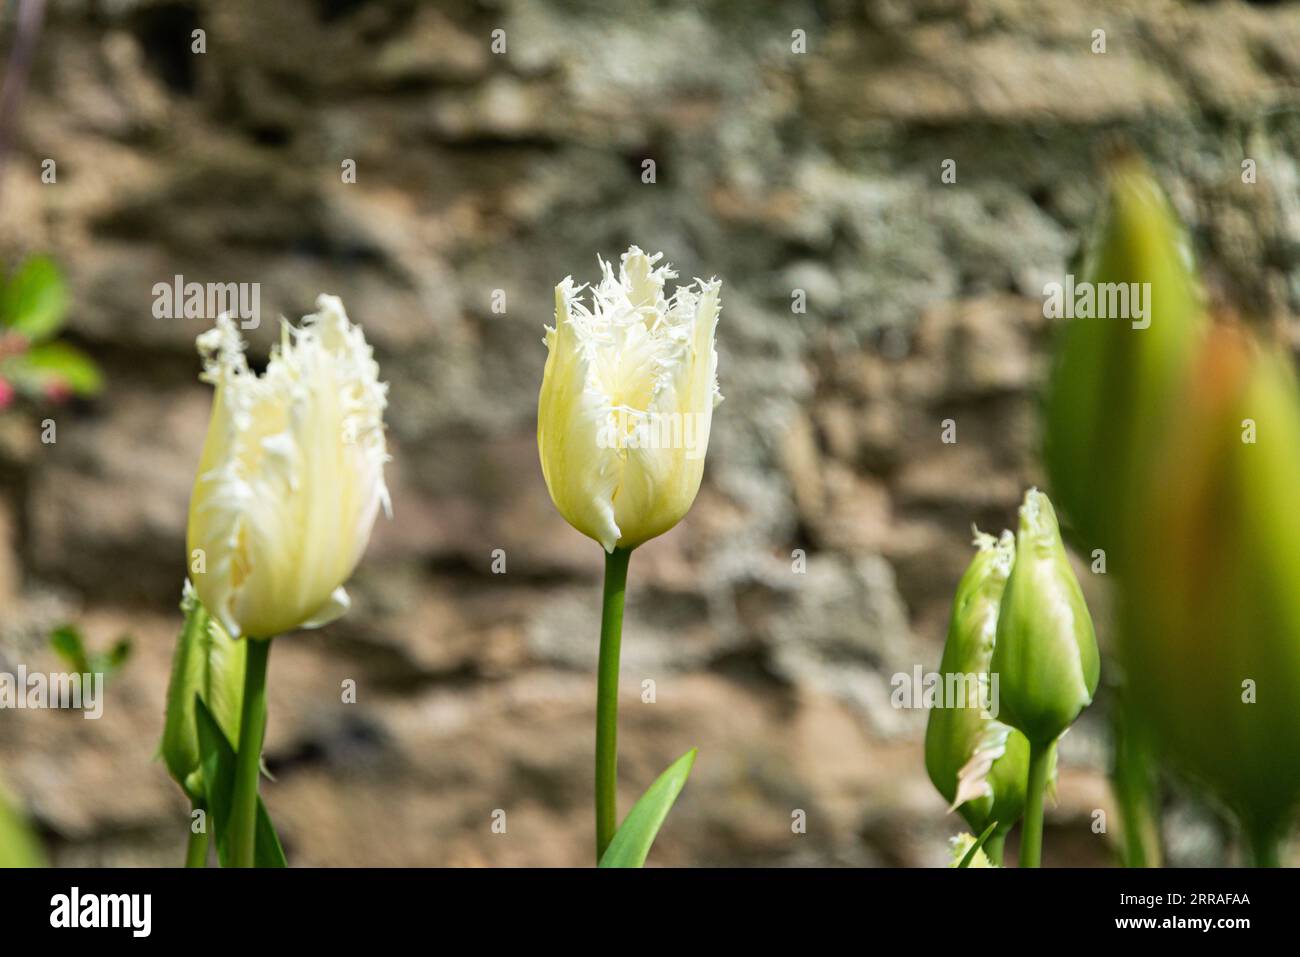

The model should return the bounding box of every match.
[15,342,103,396]
[50,626,131,688]
[2,257,67,341]
[98,636,133,675]
[255,796,287,867]
[598,748,696,869]
[49,625,91,675]
[194,695,286,868]
[957,821,999,868]
[194,695,235,862]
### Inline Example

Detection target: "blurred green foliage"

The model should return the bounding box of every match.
[1044,156,1300,865]
[49,624,132,680]
[0,256,103,404]
[0,781,45,868]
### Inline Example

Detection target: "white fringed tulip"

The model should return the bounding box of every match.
[539,248,719,864]
[538,247,722,552]
[187,295,390,639]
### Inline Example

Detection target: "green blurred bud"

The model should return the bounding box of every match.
[925,530,1030,840]
[1043,155,1206,561]
[159,580,247,803]
[990,489,1100,748]
[1123,327,1300,853]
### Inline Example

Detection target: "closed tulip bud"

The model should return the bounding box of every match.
[925,530,1030,847]
[1043,155,1205,560]
[538,247,721,552]
[990,489,1100,748]
[187,296,390,639]
[159,581,246,802]
[1124,326,1300,860]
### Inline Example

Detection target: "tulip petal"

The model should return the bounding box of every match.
[301,586,351,630]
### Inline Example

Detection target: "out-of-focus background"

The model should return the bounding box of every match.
[0,0,1297,866]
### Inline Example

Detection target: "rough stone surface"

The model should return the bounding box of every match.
[1,0,1297,867]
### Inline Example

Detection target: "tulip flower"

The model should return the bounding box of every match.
[538,246,721,553]
[1042,154,1205,563]
[925,530,1029,866]
[159,581,247,866]
[1123,325,1300,865]
[187,296,390,641]
[989,489,1099,866]
[187,295,389,867]
[538,247,720,863]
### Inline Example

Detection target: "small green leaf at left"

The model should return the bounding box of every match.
[1,257,67,342]
[49,625,91,675]
[49,626,131,682]
[16,342,103,396]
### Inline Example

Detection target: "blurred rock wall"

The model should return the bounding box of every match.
[0,0,1297,865]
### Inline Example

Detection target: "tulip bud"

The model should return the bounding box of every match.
[925,530,1030,842]
[990,489,1100,748]
[1123,326,1300,856]
[1043,155,1205,560]
[538,247,721,552]
[186,296,390,638]
[159,581,247,802]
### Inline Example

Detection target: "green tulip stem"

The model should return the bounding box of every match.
[229,636,272,868]
[984,830,1006,868]
[595,546,632,864]
[1247,824,1281,868]
[1020,741,1053,868]
[184,803,209,868]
